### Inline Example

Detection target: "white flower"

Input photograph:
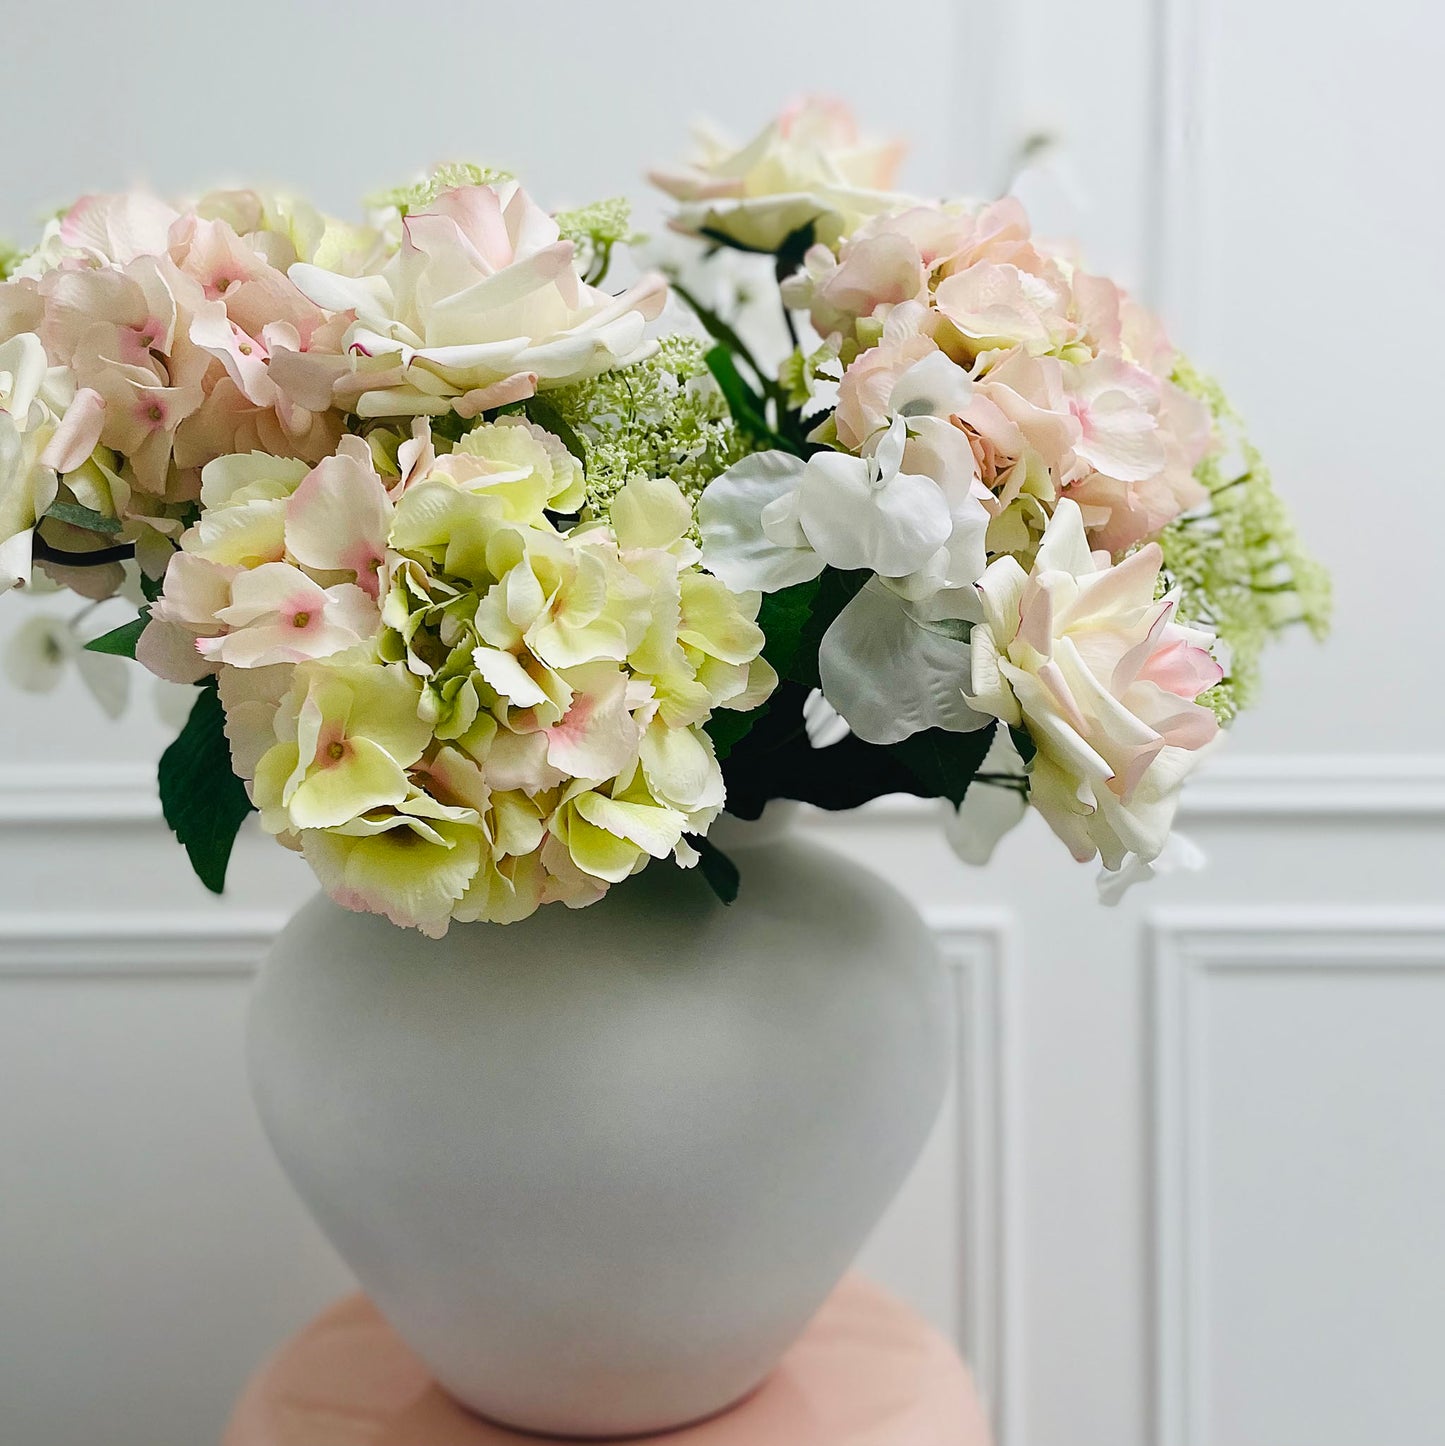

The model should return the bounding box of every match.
[699,411,993,745]
[817,579,989,744]
[4,610,132,717]
[967,498,1222,870]
[290,182,666,419]
[803,687,849,748]
[701,415,949,589]
[651,99,908,253]
[797,416,954,576]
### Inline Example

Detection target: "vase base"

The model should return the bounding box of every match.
[223,1274,992,1445]
[467,1385,763,1442]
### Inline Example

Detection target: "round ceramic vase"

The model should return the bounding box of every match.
[247,808,952,1439]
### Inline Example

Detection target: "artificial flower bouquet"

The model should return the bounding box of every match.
[0,104,1326,935]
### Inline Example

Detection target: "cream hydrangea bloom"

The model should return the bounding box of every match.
[967,499,1221,871]
[146,412,773,934]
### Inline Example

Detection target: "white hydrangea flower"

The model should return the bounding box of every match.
[4,610,131,717]
[700,406,992,745]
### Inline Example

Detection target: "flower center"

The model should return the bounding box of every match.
[326,741,345,762]
[291,611,311,628]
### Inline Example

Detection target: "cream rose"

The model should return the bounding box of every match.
[650,97,907,253]
[290,182,666,420]
[967,498,1222,870]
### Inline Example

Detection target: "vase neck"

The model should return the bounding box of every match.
[707,801,801,851]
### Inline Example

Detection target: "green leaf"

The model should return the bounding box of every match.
[891,722,999,807]
[140,569,167,605]
[784,567,868,689]
[523,394,588,465]
[694,836,740,905]
[704,344,775,444]
[669,280,770,392]
[45,499,123,534]
[719,680,942,819]
[716,676,1000,821]
[84,611,148,659]
[697,226,774,256]
[705,702,768,762]
[774,221,818,282]
[1009,725,1038,766]
[755,577,820,678]
[158,680,256,895]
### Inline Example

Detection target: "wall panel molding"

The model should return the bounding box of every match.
[1147,907,1445,1446]
[1146,0,1214,335]
[0,762,159,824]
[930,909,1017,1446]
[0,911,286,979]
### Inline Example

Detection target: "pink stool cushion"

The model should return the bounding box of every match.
[224,1274,993,1446]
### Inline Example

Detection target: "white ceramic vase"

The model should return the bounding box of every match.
[247,807,952,1439]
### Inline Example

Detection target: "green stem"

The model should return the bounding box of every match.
[33,536,136,568]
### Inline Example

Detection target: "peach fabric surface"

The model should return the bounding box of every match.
[223,1274,993,1446]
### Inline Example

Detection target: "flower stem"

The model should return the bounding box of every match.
[33,537,136,568]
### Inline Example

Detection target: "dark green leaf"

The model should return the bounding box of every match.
[140,569,167,605]
[45,499,122,534]
[705,702,768,762]
[427,409,474,446]
[697,226,774,256]
[774,221,818,282]
[704,344,776,444]
[891,721,999,807]
[755,577,820,678]
[523,394,588,464]
[1009,725,1038,766]
[694,836,740,905]
[84,611,148,659]
[158,680,255,895]
[784,567,868,689]
[719,680,944,819]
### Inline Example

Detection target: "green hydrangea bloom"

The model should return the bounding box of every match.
[1160,359,1332,723]
[0,240,21,281]
[368,162,515,217]
[548,335,748,531]
[554,197,638,284]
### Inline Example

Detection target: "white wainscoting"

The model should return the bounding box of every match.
[1149,910,1445,1446]
[0,778,1017,1446]
[935,911,1016,1444]
[6,759,1445,1446]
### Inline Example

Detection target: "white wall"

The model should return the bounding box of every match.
[2,5,1443,1446]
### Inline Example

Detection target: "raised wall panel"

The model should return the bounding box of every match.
[1150,911,1445,1446]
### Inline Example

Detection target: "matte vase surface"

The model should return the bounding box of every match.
[247,808,952,1439]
